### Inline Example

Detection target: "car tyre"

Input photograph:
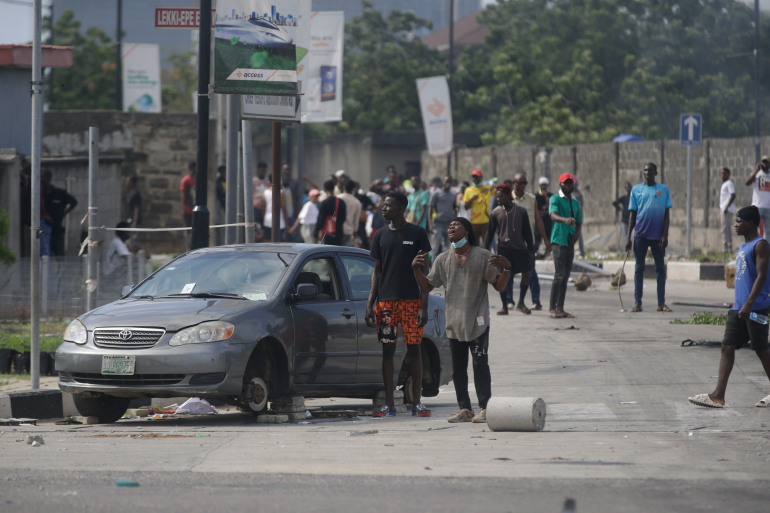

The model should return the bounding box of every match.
[72,394,131,423]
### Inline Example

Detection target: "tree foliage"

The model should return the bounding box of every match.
[162,51,198,113]
[47,10,117,110]
[340,1,446,132]
[453,0,770,145]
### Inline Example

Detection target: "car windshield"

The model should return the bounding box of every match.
[129,251,293,301]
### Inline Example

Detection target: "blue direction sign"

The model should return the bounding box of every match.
[680,113,702,146]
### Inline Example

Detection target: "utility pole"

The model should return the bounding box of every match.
[115,0,122,110]
[755,0,761,164]
[446,0,454,178]
[191,0,212,250]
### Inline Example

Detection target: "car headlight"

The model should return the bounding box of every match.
[63,319,88,345]
[169,321,235,346]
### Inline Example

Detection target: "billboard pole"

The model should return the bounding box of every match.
[191,0,212,250]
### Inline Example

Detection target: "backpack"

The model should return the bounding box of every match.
[321,198,340,239]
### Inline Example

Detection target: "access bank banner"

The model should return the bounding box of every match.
[122,43,162,113]
[417,76,453,155]
[301,11,344,123]
[214,0,302,95]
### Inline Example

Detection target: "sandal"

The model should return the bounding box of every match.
[631,304,642,312]
[756,394,770,408]
[657,304,673,312]
[688,393,724,408]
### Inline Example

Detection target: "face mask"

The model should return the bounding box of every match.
[451,238,468,249]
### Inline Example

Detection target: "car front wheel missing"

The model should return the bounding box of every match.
[72,394,131,423]
[243,376,269,413]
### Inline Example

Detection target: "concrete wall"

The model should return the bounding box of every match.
[423,136,770,255]
[41,111,216,254]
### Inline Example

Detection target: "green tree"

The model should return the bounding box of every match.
[162,51,198,113]
[453,0,770,145]
[341,1,446,132]
[47,10,117,110]
[0,208,16,267]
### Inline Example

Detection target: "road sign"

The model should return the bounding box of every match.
[680,113,702,146]
[155,8,215,29]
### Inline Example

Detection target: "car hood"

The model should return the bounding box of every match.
[80,297,250,331]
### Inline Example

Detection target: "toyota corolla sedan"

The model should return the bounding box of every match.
[56,244,451,423]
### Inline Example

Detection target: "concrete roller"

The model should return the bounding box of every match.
[486,397,546,432]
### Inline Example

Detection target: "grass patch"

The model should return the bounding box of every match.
[670,312,728,326]
[0,320,70,352]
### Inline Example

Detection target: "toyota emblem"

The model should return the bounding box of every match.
[118,330,133,340]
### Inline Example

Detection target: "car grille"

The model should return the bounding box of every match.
[93,327,165,349]
[71,373,185,386]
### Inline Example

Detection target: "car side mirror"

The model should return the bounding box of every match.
[294,283,318,301]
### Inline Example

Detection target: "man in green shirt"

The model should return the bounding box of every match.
[548,173,582,319]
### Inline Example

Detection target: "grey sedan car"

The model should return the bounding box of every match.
[56,244,451,422]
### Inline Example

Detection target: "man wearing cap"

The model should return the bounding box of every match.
[626,162,672,313]
[689,205,770,409]
[462,169,493,242]
[334,169,347,196]
[536,177,553,253]
[288,188,321,244]
[549,173,582,318]
[746,156,770,241]
[485,183,534,315]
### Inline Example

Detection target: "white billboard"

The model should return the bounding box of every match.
[301,11,344,123]
[416,76,453,155]
[122,43,162,113]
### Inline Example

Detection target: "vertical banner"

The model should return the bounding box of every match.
[301,11,344,123]
[214,0,300,95]
[122,43,162,113]
[416,76,453,155]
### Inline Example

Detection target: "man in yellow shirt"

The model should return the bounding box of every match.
[462,169,493,242]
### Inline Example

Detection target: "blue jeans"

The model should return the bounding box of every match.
[633,237,666,307]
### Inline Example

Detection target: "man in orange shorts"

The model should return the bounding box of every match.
[366,192,432,417]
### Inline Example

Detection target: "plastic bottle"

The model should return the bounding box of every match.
[749,312,768,324]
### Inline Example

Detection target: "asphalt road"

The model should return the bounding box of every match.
[2,276,769,513]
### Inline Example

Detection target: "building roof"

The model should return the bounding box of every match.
[420,9,487,51]
[0,45,73,68]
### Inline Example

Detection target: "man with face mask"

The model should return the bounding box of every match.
[412,217,510,423]
[549,173,582,318]
[626,162,672,313]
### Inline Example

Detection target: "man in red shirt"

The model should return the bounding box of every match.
[180,161,196,250]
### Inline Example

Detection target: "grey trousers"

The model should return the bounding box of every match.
[721,211,733,252]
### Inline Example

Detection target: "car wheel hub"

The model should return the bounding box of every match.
[246,376,268,412]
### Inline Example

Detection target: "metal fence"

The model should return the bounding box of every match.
[0,251,152,320]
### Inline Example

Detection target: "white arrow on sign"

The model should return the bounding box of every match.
[684,115,699,141]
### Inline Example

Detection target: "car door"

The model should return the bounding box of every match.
[338,254,398,385]
[291,255,357,384]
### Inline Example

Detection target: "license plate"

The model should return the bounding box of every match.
[101,355,135,375]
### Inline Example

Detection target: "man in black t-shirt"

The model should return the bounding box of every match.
[366,192,432,417]
[313,180,346,245]
[42,170,78,256]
